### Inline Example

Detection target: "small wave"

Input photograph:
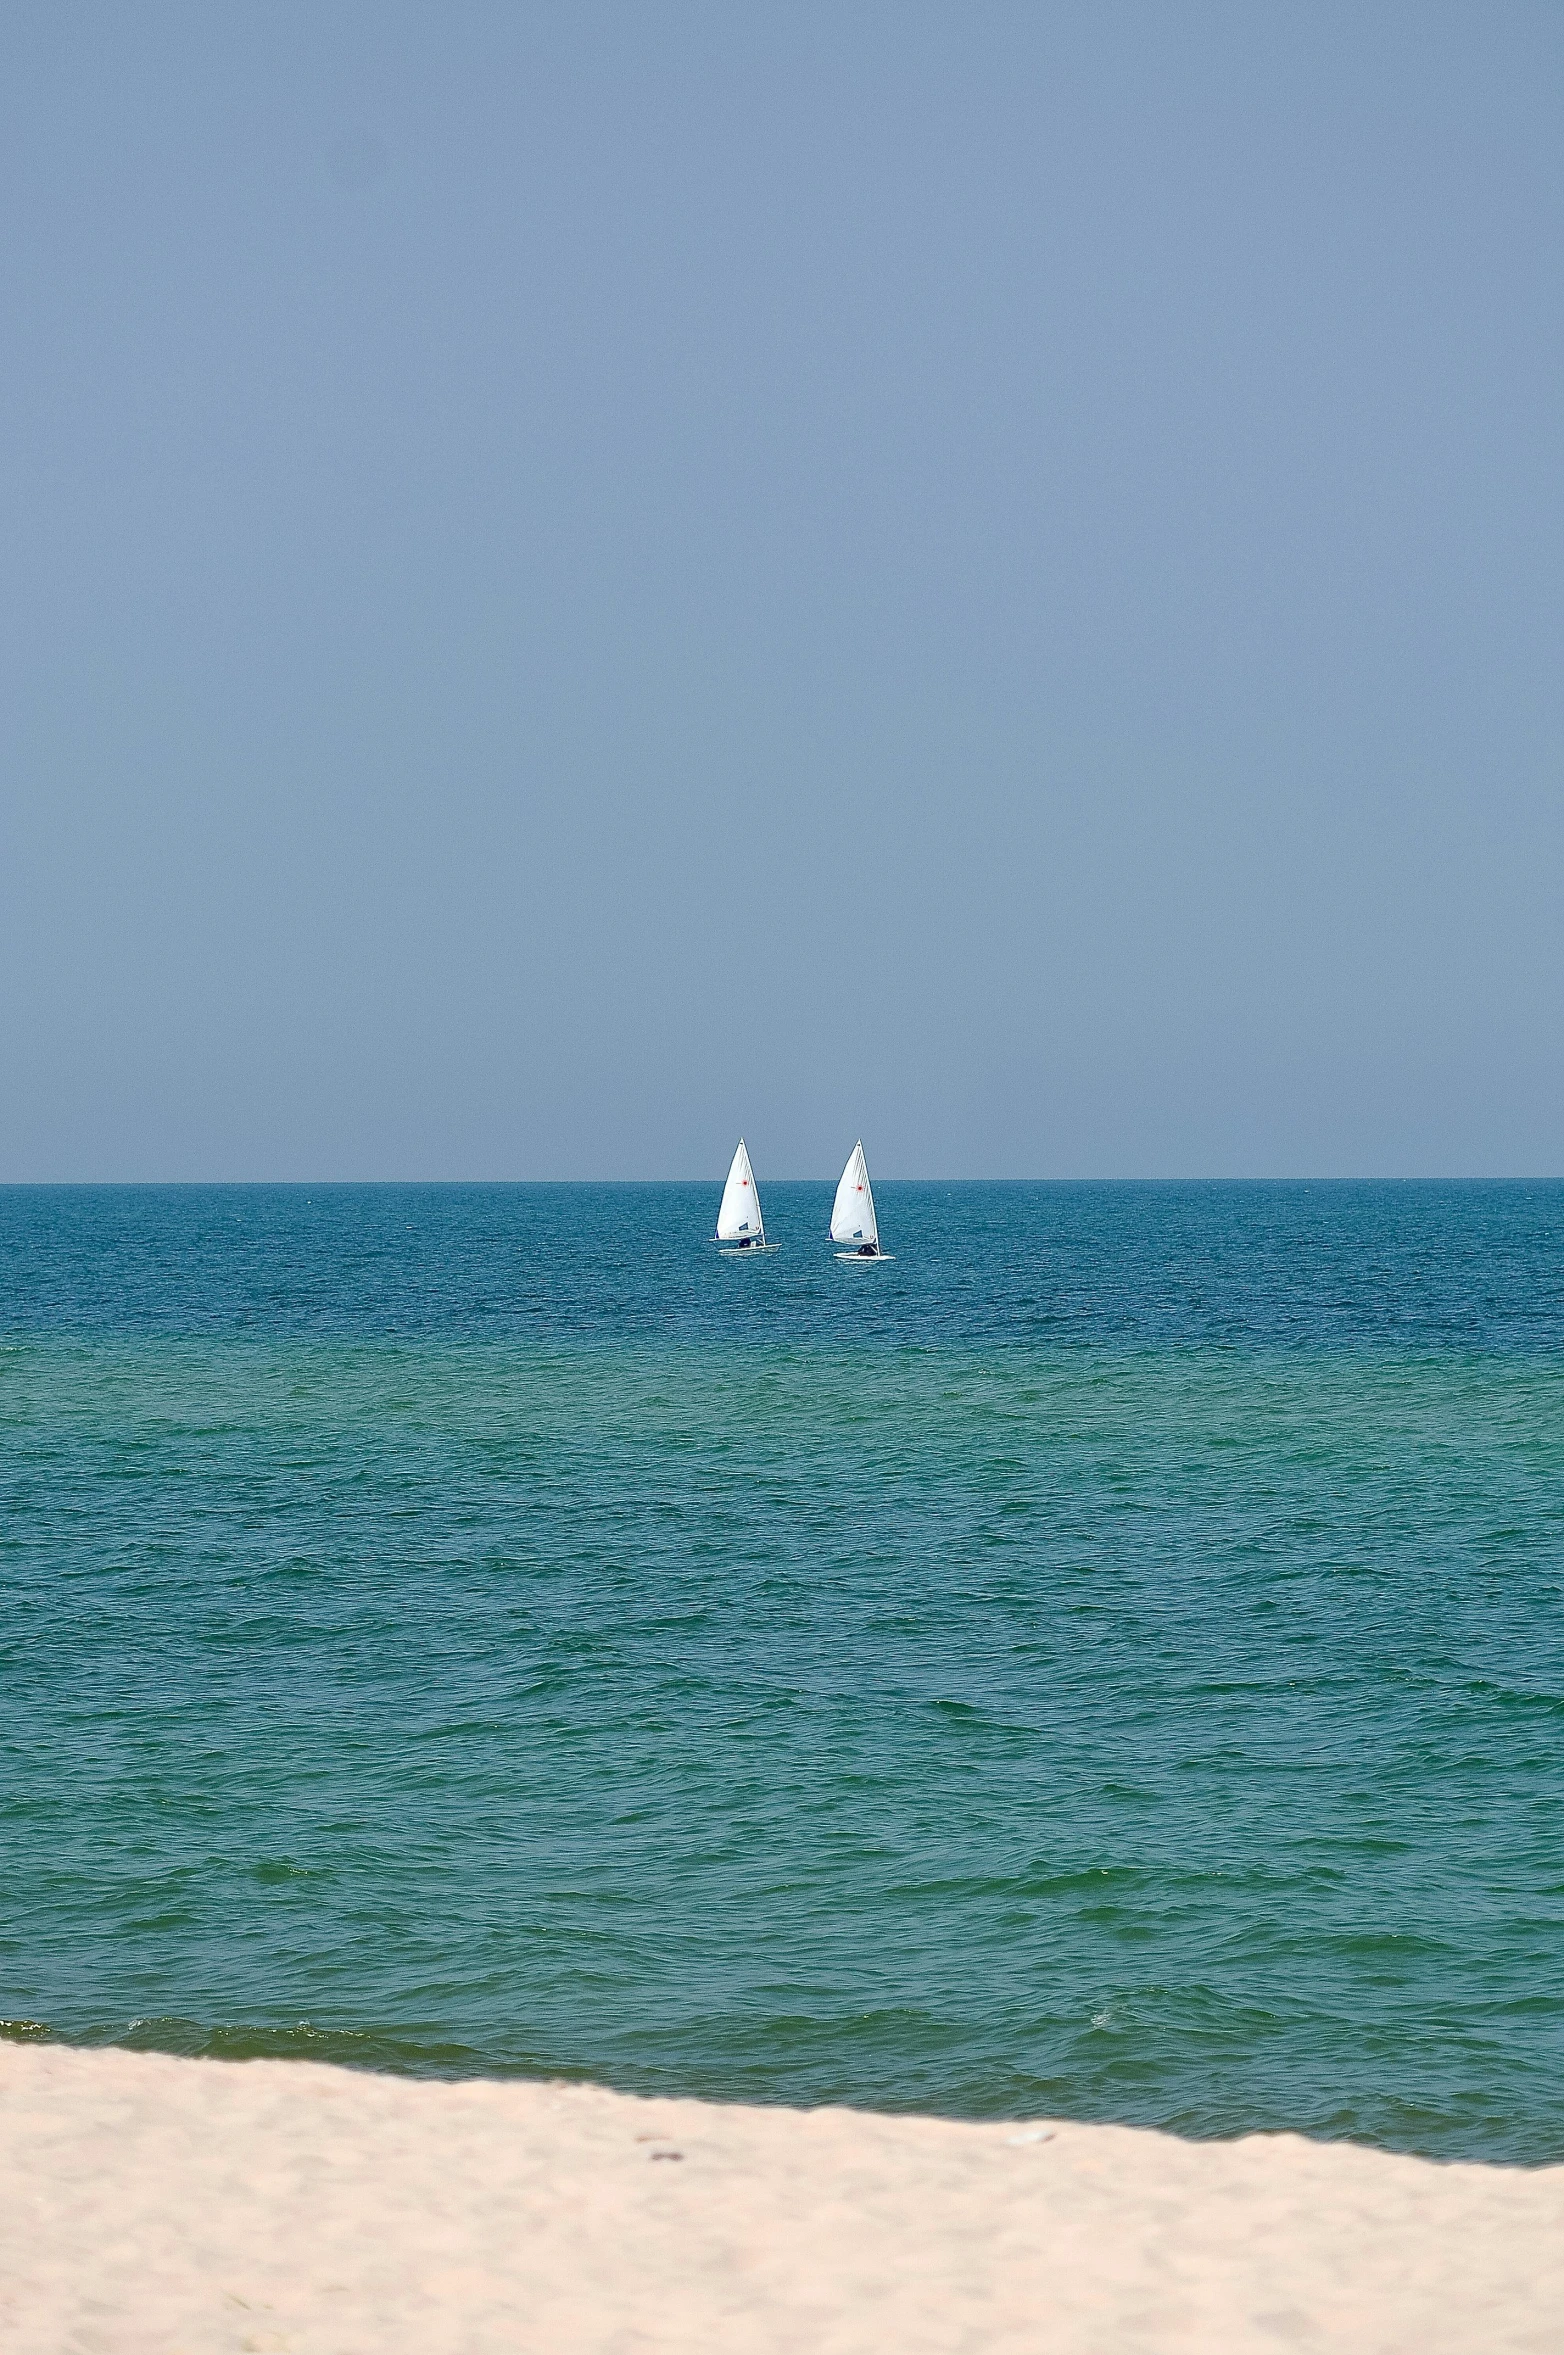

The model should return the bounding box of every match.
[66,2017,497,2076]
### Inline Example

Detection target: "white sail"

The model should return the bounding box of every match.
[716,1138,765,1242]
[830,1140,878,1247]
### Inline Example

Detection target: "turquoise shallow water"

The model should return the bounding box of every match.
[2,1182,1562,2160]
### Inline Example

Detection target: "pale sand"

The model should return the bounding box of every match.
[2,2044,1561,2354]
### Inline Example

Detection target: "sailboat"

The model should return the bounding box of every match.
[830,1140,891,1259]
[714,1138,776,1252]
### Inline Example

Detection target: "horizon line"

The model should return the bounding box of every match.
[2,1175,1560,1190]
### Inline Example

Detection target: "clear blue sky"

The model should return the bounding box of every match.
[3,4,1561,1179]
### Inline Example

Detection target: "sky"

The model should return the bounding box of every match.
[2,3,1561,1180]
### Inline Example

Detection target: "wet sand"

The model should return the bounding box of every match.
[2,2042,1560,2352]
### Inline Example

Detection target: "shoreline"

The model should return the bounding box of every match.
[3,2044,1561,2351]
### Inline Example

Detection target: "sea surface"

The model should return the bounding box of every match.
[2,1182,1562,2163]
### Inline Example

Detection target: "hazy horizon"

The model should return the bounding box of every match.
[5,1174,1562,1193]
[4,4,1561,1183]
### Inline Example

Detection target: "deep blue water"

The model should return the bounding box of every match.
[2,1182,1562,2161]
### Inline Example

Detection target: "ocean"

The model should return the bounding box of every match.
[2,1181,1561,2163]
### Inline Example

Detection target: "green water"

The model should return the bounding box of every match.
[2,1182,1562,2159]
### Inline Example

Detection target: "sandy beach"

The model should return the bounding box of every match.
[1,2044,1560,2353]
